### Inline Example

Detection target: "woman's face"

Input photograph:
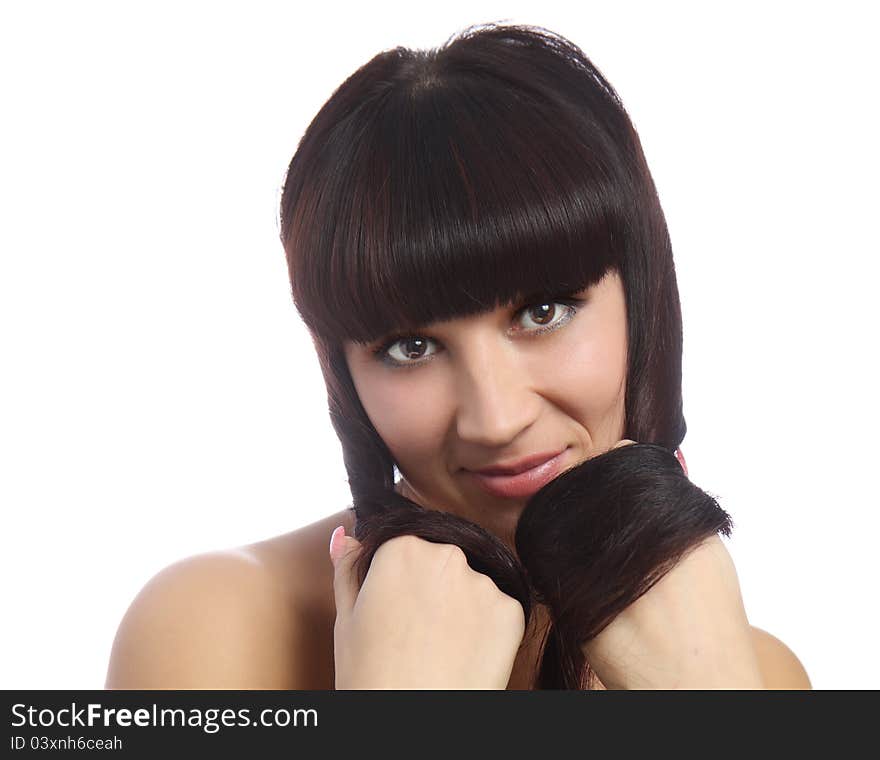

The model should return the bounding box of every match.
[343,269,629,547]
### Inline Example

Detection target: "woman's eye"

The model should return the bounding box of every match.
[515,301,578,333]
[382,336,438,365]
[374,298,582,368]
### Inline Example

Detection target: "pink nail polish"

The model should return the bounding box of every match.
[674,448,689,477]
[329,525,346,559]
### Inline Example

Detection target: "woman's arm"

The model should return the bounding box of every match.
[105,551,309,689]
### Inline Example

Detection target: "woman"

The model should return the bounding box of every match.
[105,23,810,690]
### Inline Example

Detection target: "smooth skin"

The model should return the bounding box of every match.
[105,271,811,689]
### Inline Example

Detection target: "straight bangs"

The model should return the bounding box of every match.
[282,47,639,346]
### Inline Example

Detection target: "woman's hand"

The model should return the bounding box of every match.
[330,529,526,689]
[582,440,764,690]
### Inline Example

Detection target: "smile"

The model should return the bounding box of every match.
[466,448,570,499]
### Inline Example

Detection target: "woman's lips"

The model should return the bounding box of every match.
[466,448,569,499]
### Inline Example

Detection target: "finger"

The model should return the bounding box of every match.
[612,438,637,450]
[674,447,689,477]
[329,526,363,618]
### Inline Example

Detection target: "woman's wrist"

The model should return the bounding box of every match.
[611,653,765,690]
[669,668,765,690]
[583,624,766,690]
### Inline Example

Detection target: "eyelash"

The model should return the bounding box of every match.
[370,297,585,369]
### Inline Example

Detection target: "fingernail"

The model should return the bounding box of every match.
[674,448,689,477]
[329,525,346,562]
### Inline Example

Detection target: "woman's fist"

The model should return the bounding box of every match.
[579,440,761,689]
[583,529,763,689]
[330,529,526,689]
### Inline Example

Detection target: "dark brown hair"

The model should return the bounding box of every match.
[279,23,731,688]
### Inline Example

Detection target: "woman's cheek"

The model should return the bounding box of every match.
[366,375,451,460]
[549,332,627,435]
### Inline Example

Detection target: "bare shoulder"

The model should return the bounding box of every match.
[247,506,356,598]
[750,625,812,689]
[105,507,355,690]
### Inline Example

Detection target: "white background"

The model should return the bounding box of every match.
[2,1,877,689]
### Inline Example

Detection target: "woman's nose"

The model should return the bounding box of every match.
[453,339,539,448]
